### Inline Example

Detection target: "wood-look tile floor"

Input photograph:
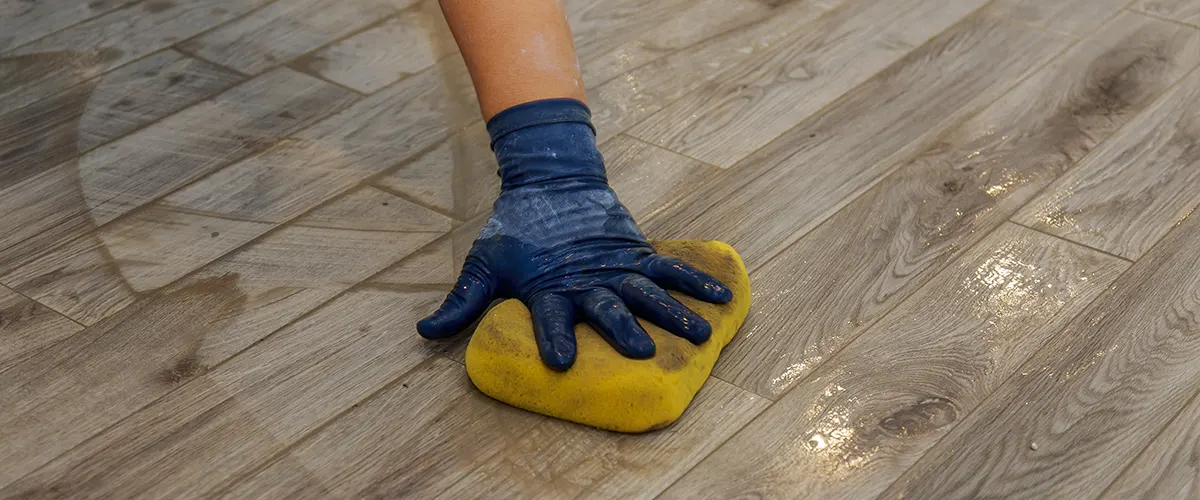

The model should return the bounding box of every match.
[3,0,1200,497]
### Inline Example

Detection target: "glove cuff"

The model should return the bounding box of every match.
[486,98,597,148]
[487,98,606,190]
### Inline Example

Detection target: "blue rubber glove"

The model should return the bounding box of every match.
[417,98,733,371]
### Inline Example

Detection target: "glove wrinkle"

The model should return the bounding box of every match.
[420,98,732,369]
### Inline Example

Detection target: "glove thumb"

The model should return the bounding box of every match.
[417,259,494,339]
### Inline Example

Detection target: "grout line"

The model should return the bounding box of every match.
[875,67,1200,500]
[284,60,370,97]
[741,59,1075,276]
[0,83,363,275]
[659,1,1146,490]
[877,197,1200,495]
[214,355,447,496]
[1125,6,1200,30]
[183,5,417,98]
[369,182,461,222]
[740,0,1157,277]
[618,134,725,170]
[1097,372,1200,497]
[171,44,254,79]
[9,225,464,490]
[651,382,773,498]
[0,282,86,329]
[1008,220,1135,263]
[1,0,143,55]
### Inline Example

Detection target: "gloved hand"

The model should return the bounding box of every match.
[417,98,732,371]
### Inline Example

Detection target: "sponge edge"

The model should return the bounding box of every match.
[464,240,751,433]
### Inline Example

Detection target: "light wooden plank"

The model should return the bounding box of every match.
[4,182,447,326]
[1135,0,1200,26]
[222,358,501,498]
[0,57,478,324]
[437,378,767,499]
[0,81,93,192]
[705,12,1200,398]
[586,0,834,141]
[990,0,1129,37]
[0,166,93,278]
[0,50,243,194]
[77,68,351,225]
[3,0,274,112]
[0,53,482,328]
[0,187,444,488]
[76,49,244,151]
[0,0,137,53]
[0,68,354,282]
[579,0,778,85]
[373,121,495,218]
[567,0,761,79]
[1012,66,1200,260]
[292,1,456,93]
[879,198,1200,499]
[180,0,408,76]
[625,0,989,168]
[225,359,766,499]
[0,285,82,374]
[4,285,447,498]
[1100,390,1200,499]
[369,237,457,285]
[0,50,112,116]
[664,223,1128,500]
[641,12,1068,272]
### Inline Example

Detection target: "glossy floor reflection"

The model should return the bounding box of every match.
[3,0,1200,498]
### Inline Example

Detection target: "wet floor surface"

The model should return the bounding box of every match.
[3,0,1200,498]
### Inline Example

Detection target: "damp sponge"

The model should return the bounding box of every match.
[464,240,751,433]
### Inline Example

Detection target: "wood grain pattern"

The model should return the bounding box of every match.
[641,12,1067,271]
[879,193,1200,500]
[4,181,446,327]
[706,12,1200,398]
[0,285,81,374]
[1,55,485,327]
[990,0,1129,37]
[586,0,834,141]
[226,359,766,499]
[435,378,767,499]
[1,50,243,193]
[1100,390,1200,499]
[0,69,356,318]
[664,223,1128,500]
[76,49,244,151]
[0,187,442,488]
[292,1,455,93]
[1013,66,1200,260]
[4,0,273,110]
[1135,0,1200,26]
[579,0,775,85]
[5,286,447,498]
[180,0,407,76]
[625,0,988,167]
[76,66,354,226]
[0,0,137,53]
[0,50,111,116]
[373,121,495,219]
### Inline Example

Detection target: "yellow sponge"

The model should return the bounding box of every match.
[464,240,750,433]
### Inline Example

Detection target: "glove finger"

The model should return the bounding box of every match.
[642,254,734,304]
[530,293,577,371]
[617,274,712,345]
[575,288,655,359]
[416,260,493,339]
